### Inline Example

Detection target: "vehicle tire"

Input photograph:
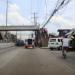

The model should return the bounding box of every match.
[62,50,67,59]
[58,46,62,50]
[50,48,53,50]
[25,46,27,48]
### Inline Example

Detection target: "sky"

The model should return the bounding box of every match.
[0,0,75,39]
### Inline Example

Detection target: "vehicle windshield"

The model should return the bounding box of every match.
[28,39,32,44]
[50,39,56,42]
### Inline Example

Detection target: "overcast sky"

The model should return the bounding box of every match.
[0,0,75,39]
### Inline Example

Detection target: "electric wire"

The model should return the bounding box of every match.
[42,0,71,28]
[41,0,48,27]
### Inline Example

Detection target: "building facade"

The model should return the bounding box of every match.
[58,29,71,37]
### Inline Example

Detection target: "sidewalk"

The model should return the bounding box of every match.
[40,47,49,49]
[0,43,15,50]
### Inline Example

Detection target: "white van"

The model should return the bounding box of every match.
[48,38,62,50]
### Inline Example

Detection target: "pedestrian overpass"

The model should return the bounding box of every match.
[0,25,39,31]
[0,25,40,46]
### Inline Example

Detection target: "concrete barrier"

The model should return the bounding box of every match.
[0,43,14,49]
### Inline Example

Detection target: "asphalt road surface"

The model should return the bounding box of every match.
[0,47,75,75]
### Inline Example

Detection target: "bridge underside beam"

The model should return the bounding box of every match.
[0,25,39,31]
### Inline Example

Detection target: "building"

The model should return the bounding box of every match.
[49,33,57,38]
[65,29,75,38]
[58,29,71,37]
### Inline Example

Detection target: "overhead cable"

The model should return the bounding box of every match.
[42,0,71,28]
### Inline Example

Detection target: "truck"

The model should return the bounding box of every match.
[25,38,35,48]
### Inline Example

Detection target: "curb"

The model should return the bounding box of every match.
[40,47,49,49]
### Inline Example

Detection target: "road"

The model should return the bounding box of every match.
[0,47,75,75]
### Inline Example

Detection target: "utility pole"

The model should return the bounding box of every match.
[32,12,40,46]
[45,0,48,19]
[6,0,8,27]
[20,32,21,40]
[16,31,17,41]
[33,12,37,26]
[6,0,8,42]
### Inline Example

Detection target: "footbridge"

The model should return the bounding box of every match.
[0,25,39,31]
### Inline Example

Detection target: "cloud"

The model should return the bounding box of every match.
[44,0,75,33]
[0,3,31,25]
[51,15,75,29]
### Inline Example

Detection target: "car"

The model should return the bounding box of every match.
[48,38,62,50]
[15,39,24,46]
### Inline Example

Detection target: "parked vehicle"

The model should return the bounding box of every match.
[48,38,62,50]
[15,39,24,46]
[25,39,35,48]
